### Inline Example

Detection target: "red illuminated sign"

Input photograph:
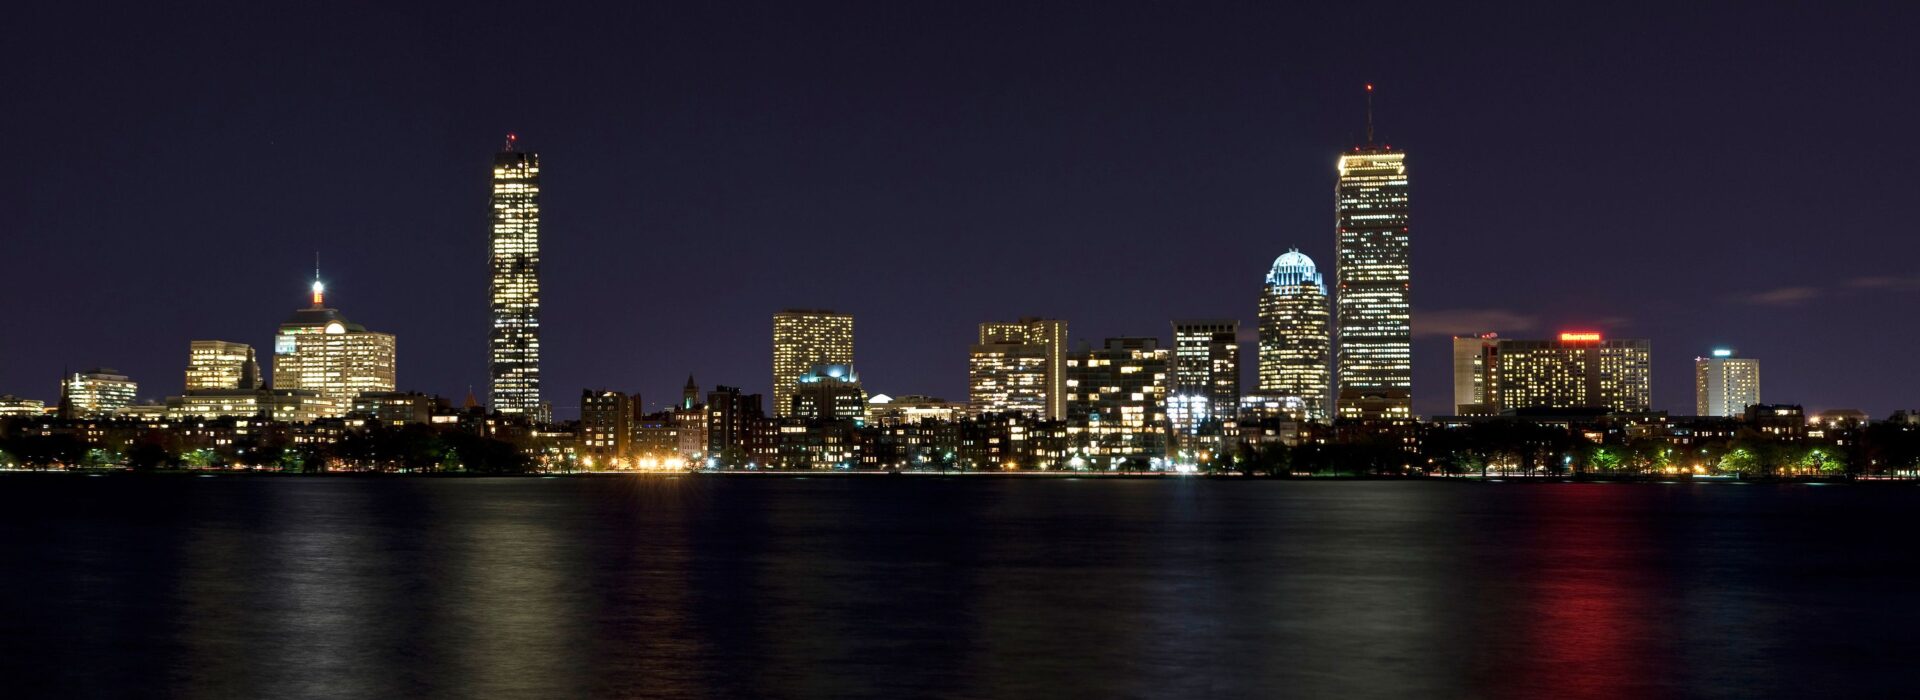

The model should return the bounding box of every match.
[1559,332,1602,342]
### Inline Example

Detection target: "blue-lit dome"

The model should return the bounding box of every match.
[1265,249,1325,292]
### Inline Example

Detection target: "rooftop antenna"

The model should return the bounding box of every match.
[503,132,518,152]
[311,251,325,308]
[1365,83,1376,146]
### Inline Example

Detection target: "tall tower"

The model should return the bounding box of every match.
[490,134,542,420]
[772,310,854,417]
[1258,250,1331,422]
[975,318,1068,419]
[1170,320,1240,431]
[1696,348,1761,417]
[273,275,397,417]
[1335,85,1412,420]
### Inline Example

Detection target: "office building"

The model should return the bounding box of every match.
[61,368,138,418]
[272,276,396,417]
[790,363,867,424]
[969,338,1051,417]
[185,340,259,391]
[490,137,543,419]
[1065,337,1170,459]
[1696,349,1761,417]
[0,395,46,417]
[1487,332,1651,413]
[1334,86,1412,419]
[351,392,451,425]
[1170,320,1240,430]
[1257,250,1332,421]
[1452,333,1499,414]
[772,309,854,418]
[168,388,332,423]
[976,318,1068,419]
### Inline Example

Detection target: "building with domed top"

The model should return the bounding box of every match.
[1257,249,1331,422]
[271,275,396,417]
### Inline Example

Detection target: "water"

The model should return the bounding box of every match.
[1,476,1914,699]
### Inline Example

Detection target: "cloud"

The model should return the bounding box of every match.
[1414,308,1538,338]
[1737,286,1823,306]
[1847,276,1920,291]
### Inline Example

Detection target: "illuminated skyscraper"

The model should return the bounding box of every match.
[969,340,1050,417]
[490,136,542,420]
[1487,332,1650,413]
[1170,320,1240,430]
[976,318,1068,419]
[1065,337,1170,460]
[273,275,396,417]
[1257,250,1331,422]
[1335,85,1412,420]
[1696,349,1761,417]
[185,340,259,391]
[772,310,855,418]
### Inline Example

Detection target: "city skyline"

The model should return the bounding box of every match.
[4,4,1917,419]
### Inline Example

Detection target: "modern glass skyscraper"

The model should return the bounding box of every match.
[1334,87,1411,420]
[489,136,542,420]
[1257,250,1331,422]
[772,310,854,417]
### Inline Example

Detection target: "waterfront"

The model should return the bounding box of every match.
[1,477,1915,698]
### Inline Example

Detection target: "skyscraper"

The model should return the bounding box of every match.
[976,318,1068,419]
[1065,337,1170,460]
[1487,332,1651,413]
[1335,85,1412,420]
[185,340,259,391]
[772,310,855,418]
[1451,333,1498,414]
[1170,320,1240,430]
[273,275,396,417]
[1696,348,1761,417]
[968,340,1050,417]
[490,135,542,420]
[1257,250,1332,422]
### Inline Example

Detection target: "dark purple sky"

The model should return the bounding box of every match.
[6,2,1917,419]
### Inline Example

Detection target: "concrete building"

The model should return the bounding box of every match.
[1487,332,1651,414]
[790,363,866,424]
[185,340,259,391]
[773,309,855,418]
[1452,333,1499,414]
[1696,348,1761,417]
[1065,337,1170,461]
[975,318,1068,419]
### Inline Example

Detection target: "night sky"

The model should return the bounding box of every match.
[6,2,1917,419]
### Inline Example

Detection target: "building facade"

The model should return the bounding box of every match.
[1487,333,1651,414]
[580,389,638,461]
[1065,337,1170,461]
[272,278,396,418]
[1451,333,1499,414]
[1257,250,1332,422]
[1334,108,1412,420]
[185,340,259,391]
[490,140,543,420]
[1696,349,1761,417]
[790,363,866,424]
[1170,320,1240,430]
[969,339,1051,417]
[772,309,854,418]
[976,318,1068,419]
[61,368,138,418]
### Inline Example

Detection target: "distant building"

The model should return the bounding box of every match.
[1695,348,1760,417]
[1257,251,1332,422]
[1334,101,1412,420]
[185,340,259,391]
[790,363,866,424]
[969,333,1052,417]
[1486,332,1651,413]
[866,394,963,426]
[580,389,637,461]
[1065,337,1171,460]
[351,392,451,425]
[61,368,137,418]
[1170,320,1240,430]
[1745,404,1806,442]
[272,276,395,417]
[1451,333,1498,414]
[973,318,1068,419]
[489,139,543,419]
[773,309,855,419]
[707,385,773,465]
[169,388,332,423]
[0,395,47,417]
[674,377,709,460]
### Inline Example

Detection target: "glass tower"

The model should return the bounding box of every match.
[489,137,542,419]
[1334,96,1411,420]
[1258,250,1331,422]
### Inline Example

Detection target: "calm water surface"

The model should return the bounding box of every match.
[0,476,1914,699]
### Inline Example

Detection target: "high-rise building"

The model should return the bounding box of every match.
[1335,86,1412,420]
[580,389,637,461]
[1257,250,1332,422]
[272,275,396,417]
[1451,333,1499,413]
[790,363,867,424]
[1696,349,1761,417]
[1487,332,1651,413]
[772,309,854,418]
[61,368,137,418]
[969,338,1051,417]
[1065,337,1170,460]
[490,136,542,420]
[974,318,1068,419]
[185,340,259,391]
[1170,320,1240,430]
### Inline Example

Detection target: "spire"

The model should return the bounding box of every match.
[503,132,519,153]
[310,253,326,308]
[1364,83,1375,146]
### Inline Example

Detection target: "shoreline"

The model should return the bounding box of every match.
[0,469,1904,484]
